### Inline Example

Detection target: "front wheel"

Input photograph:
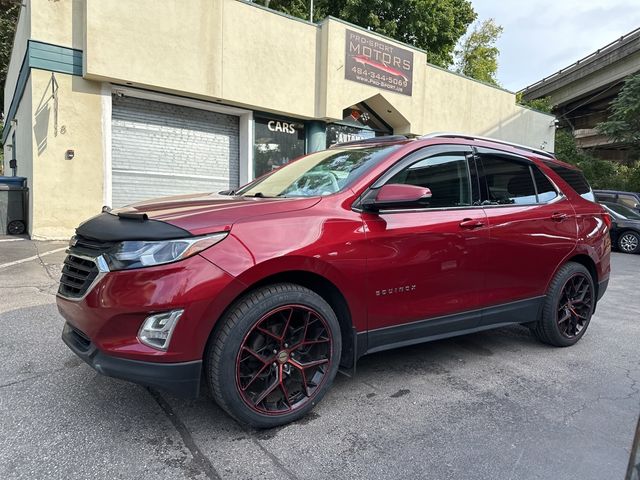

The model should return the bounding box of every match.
[532,262,595,347]
[206,283,341,428]
[618,231,640,254]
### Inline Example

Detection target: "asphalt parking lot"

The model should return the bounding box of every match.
[0,238,638,480]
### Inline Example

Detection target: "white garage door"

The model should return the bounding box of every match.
[111,95,240,207]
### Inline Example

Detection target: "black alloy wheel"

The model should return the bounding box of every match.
[206,283,341,428]
[532,262,595,347]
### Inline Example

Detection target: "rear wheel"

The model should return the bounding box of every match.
[532,262,595,347]
[618,231,640,254]
[206,283,341,428]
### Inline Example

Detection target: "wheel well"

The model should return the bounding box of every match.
[566,254,599,299]
[215,271,356,370]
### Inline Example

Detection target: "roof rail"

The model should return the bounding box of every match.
[420,132,556,159]
[329,135,409,148]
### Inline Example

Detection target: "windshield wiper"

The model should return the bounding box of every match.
[243,192,270,198]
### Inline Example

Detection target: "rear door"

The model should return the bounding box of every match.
[476,148,577,322]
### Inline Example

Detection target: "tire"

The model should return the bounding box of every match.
[532,262,595,347]
[205,283,342,428]
[7,220,25,235]
[618,231,640,254]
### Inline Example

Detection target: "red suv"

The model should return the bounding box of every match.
[58,133,611,428]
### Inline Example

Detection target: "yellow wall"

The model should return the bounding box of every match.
[81,0,554,146]
[30,0,83,49]
[29,70,104,240]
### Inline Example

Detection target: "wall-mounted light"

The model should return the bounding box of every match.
[65,149,75,160]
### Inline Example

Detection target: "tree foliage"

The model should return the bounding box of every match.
[555,129,640,192]
[454,18,503,86]
[1,0,21,117]
[516,93,553,113]
[254,0,477,67]
[597,73,640,152]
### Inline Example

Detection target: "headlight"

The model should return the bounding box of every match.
[104,232,228,271]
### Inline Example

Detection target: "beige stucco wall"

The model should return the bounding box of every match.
[29,70,104,240]
[30,0,83,50]
[81,0,554,147]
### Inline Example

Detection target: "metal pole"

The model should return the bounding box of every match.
[310,0,314,22]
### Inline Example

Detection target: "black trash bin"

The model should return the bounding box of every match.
[0,177,28,235]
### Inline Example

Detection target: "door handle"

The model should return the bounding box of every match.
[459,218,485,229]
[551,212,568,222]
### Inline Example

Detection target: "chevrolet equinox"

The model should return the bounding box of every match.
[58,133,611,428]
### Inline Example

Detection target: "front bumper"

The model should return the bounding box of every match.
[62,322,201,397]
[56,253,245,363]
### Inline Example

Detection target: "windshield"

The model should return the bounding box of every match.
[236,145,401,198]
[602,202,640,220]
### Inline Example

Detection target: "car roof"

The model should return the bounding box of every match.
[594,189,640,196]
[332,132,573,167]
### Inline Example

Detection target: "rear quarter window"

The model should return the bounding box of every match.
[544,162,594,201]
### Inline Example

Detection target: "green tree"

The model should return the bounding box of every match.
[454,18,503,86]
[554,129,640,192]
[1,0,22,173]
[1,0,21,115]
[516,92,553,113]
[254,0,477,67]
[597,73,640,153]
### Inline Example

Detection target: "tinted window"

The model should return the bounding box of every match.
[545,162,593,199]
[532,167,558,202]
[253,116,306,178]
[387,154,471,208]
[602,202,640,220]
[480,156,537,205]
[594,192,616,202]
[618,194,640,210]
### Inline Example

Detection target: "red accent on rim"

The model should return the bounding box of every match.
[557,273,593,338]
[235,305,333,416]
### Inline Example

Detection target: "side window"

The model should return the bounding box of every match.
[544,162,594,200]
[479,155,537,205]
[532,167,558,203]
[618,195,639,210]
[387,154,471,208]
[595,192,615,202]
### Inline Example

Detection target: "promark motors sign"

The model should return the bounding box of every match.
[345,29,414,96]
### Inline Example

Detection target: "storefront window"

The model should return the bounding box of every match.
[326,104,393,148]
[254,116,306,178]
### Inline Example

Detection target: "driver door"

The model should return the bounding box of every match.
[362,145,489,349]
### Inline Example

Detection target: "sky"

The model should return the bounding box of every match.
[470,0,640,92]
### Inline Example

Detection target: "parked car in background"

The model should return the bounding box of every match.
[600,202,640,254]
[57,133,611,428]
[595,190,640,213]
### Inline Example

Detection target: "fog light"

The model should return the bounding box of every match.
[138,309,183,350]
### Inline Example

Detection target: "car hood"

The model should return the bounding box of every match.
[112,192,322,236]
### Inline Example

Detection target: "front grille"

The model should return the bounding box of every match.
[58,254,99,298]
[58,235,113,299]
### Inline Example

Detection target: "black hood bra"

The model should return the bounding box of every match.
[76,212,192,242]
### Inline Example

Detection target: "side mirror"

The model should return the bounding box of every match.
[362,184,432,211]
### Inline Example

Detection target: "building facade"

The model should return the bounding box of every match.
[3,0,555,239]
